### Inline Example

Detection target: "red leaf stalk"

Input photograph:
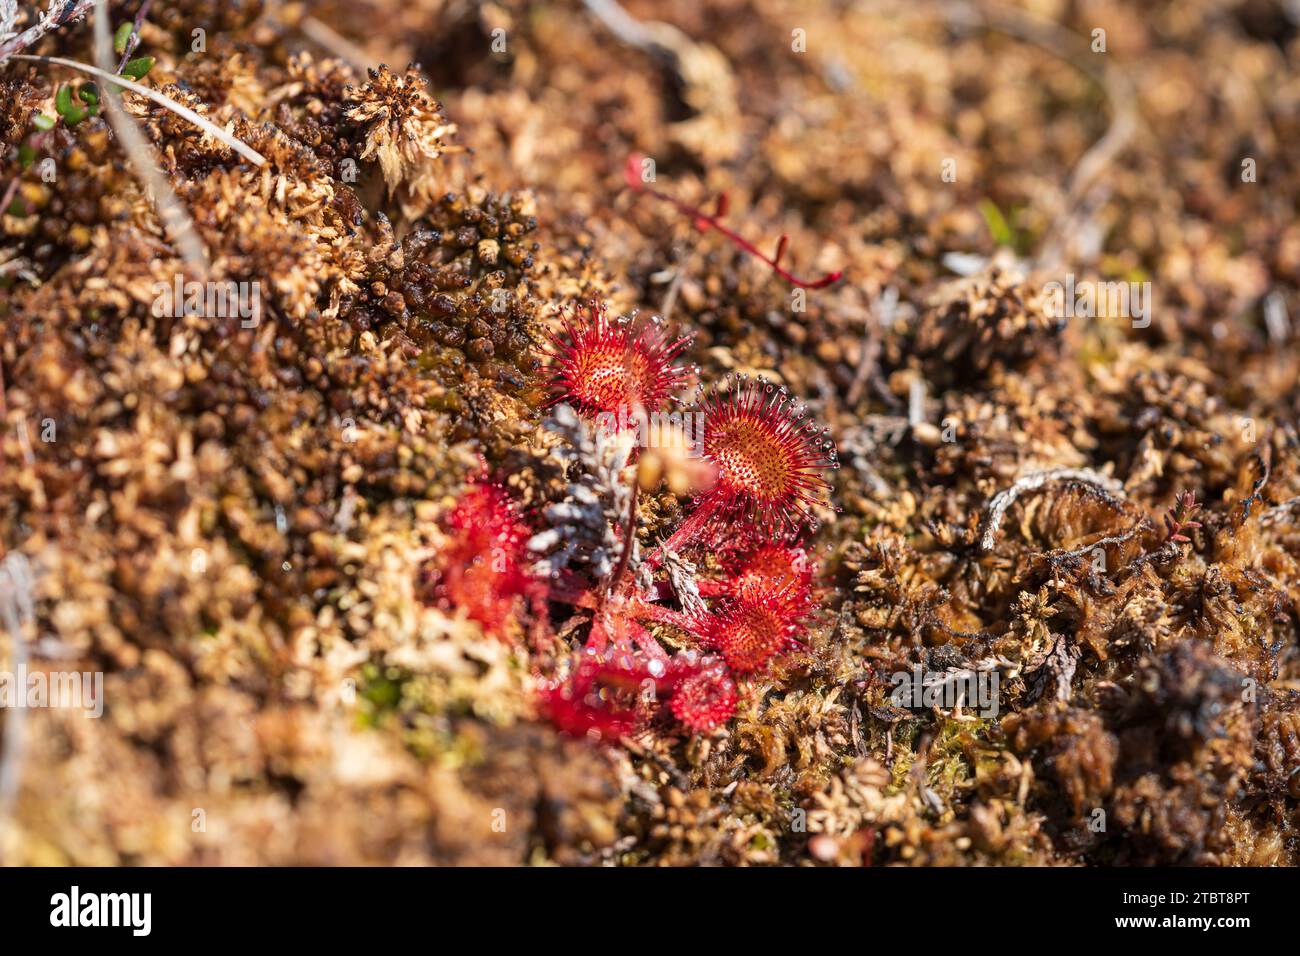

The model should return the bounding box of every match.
[623,154,843,290]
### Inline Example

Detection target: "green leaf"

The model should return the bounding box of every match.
[78,83,100,106]
[978,198,1015,249]
[121,56,155,80]
[55,84,89,126]
[18,144,37,168]
[32,113,56,132]
[114,21,134,55]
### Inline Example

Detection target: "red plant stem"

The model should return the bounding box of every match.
[645,497,720,569]
[631,624,670,661]
[623,153,843,290]
[605,480,639,602]
[633,600,703,637]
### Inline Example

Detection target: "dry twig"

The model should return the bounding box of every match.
[89,1,210,275]
[0,0,96,60]
[9,53,267,166]
[979,467,1125,552]
[300,14,373,70]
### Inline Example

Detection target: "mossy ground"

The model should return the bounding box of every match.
[2,0,1300,865]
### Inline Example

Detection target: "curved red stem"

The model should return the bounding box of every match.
[623,154,843,290]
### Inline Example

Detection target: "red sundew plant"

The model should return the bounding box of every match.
[698,589,808,674]
[543,298,693,422]
[667,656,739,734]
[422,480,543,640]
[427,300,833,740]
[538,647,737,739]
[680,545,818,674]
[652,377,836,561]
[623,153,844,290]
[700,543,815,613]
[538,650,651,740]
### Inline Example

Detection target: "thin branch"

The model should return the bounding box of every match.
[0,0,17,46]
[88,2,209,275]
[583,0,667,53]
[652,245,690,323]
[9,53,267,166]
[846,289,896,407]
[115,0,152,73]
[299,15,372,70]
[0,0,96,60]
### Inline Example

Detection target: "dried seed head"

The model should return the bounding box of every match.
[545,298,692,420]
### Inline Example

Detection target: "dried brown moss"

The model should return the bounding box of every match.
[3,0,1300,866]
